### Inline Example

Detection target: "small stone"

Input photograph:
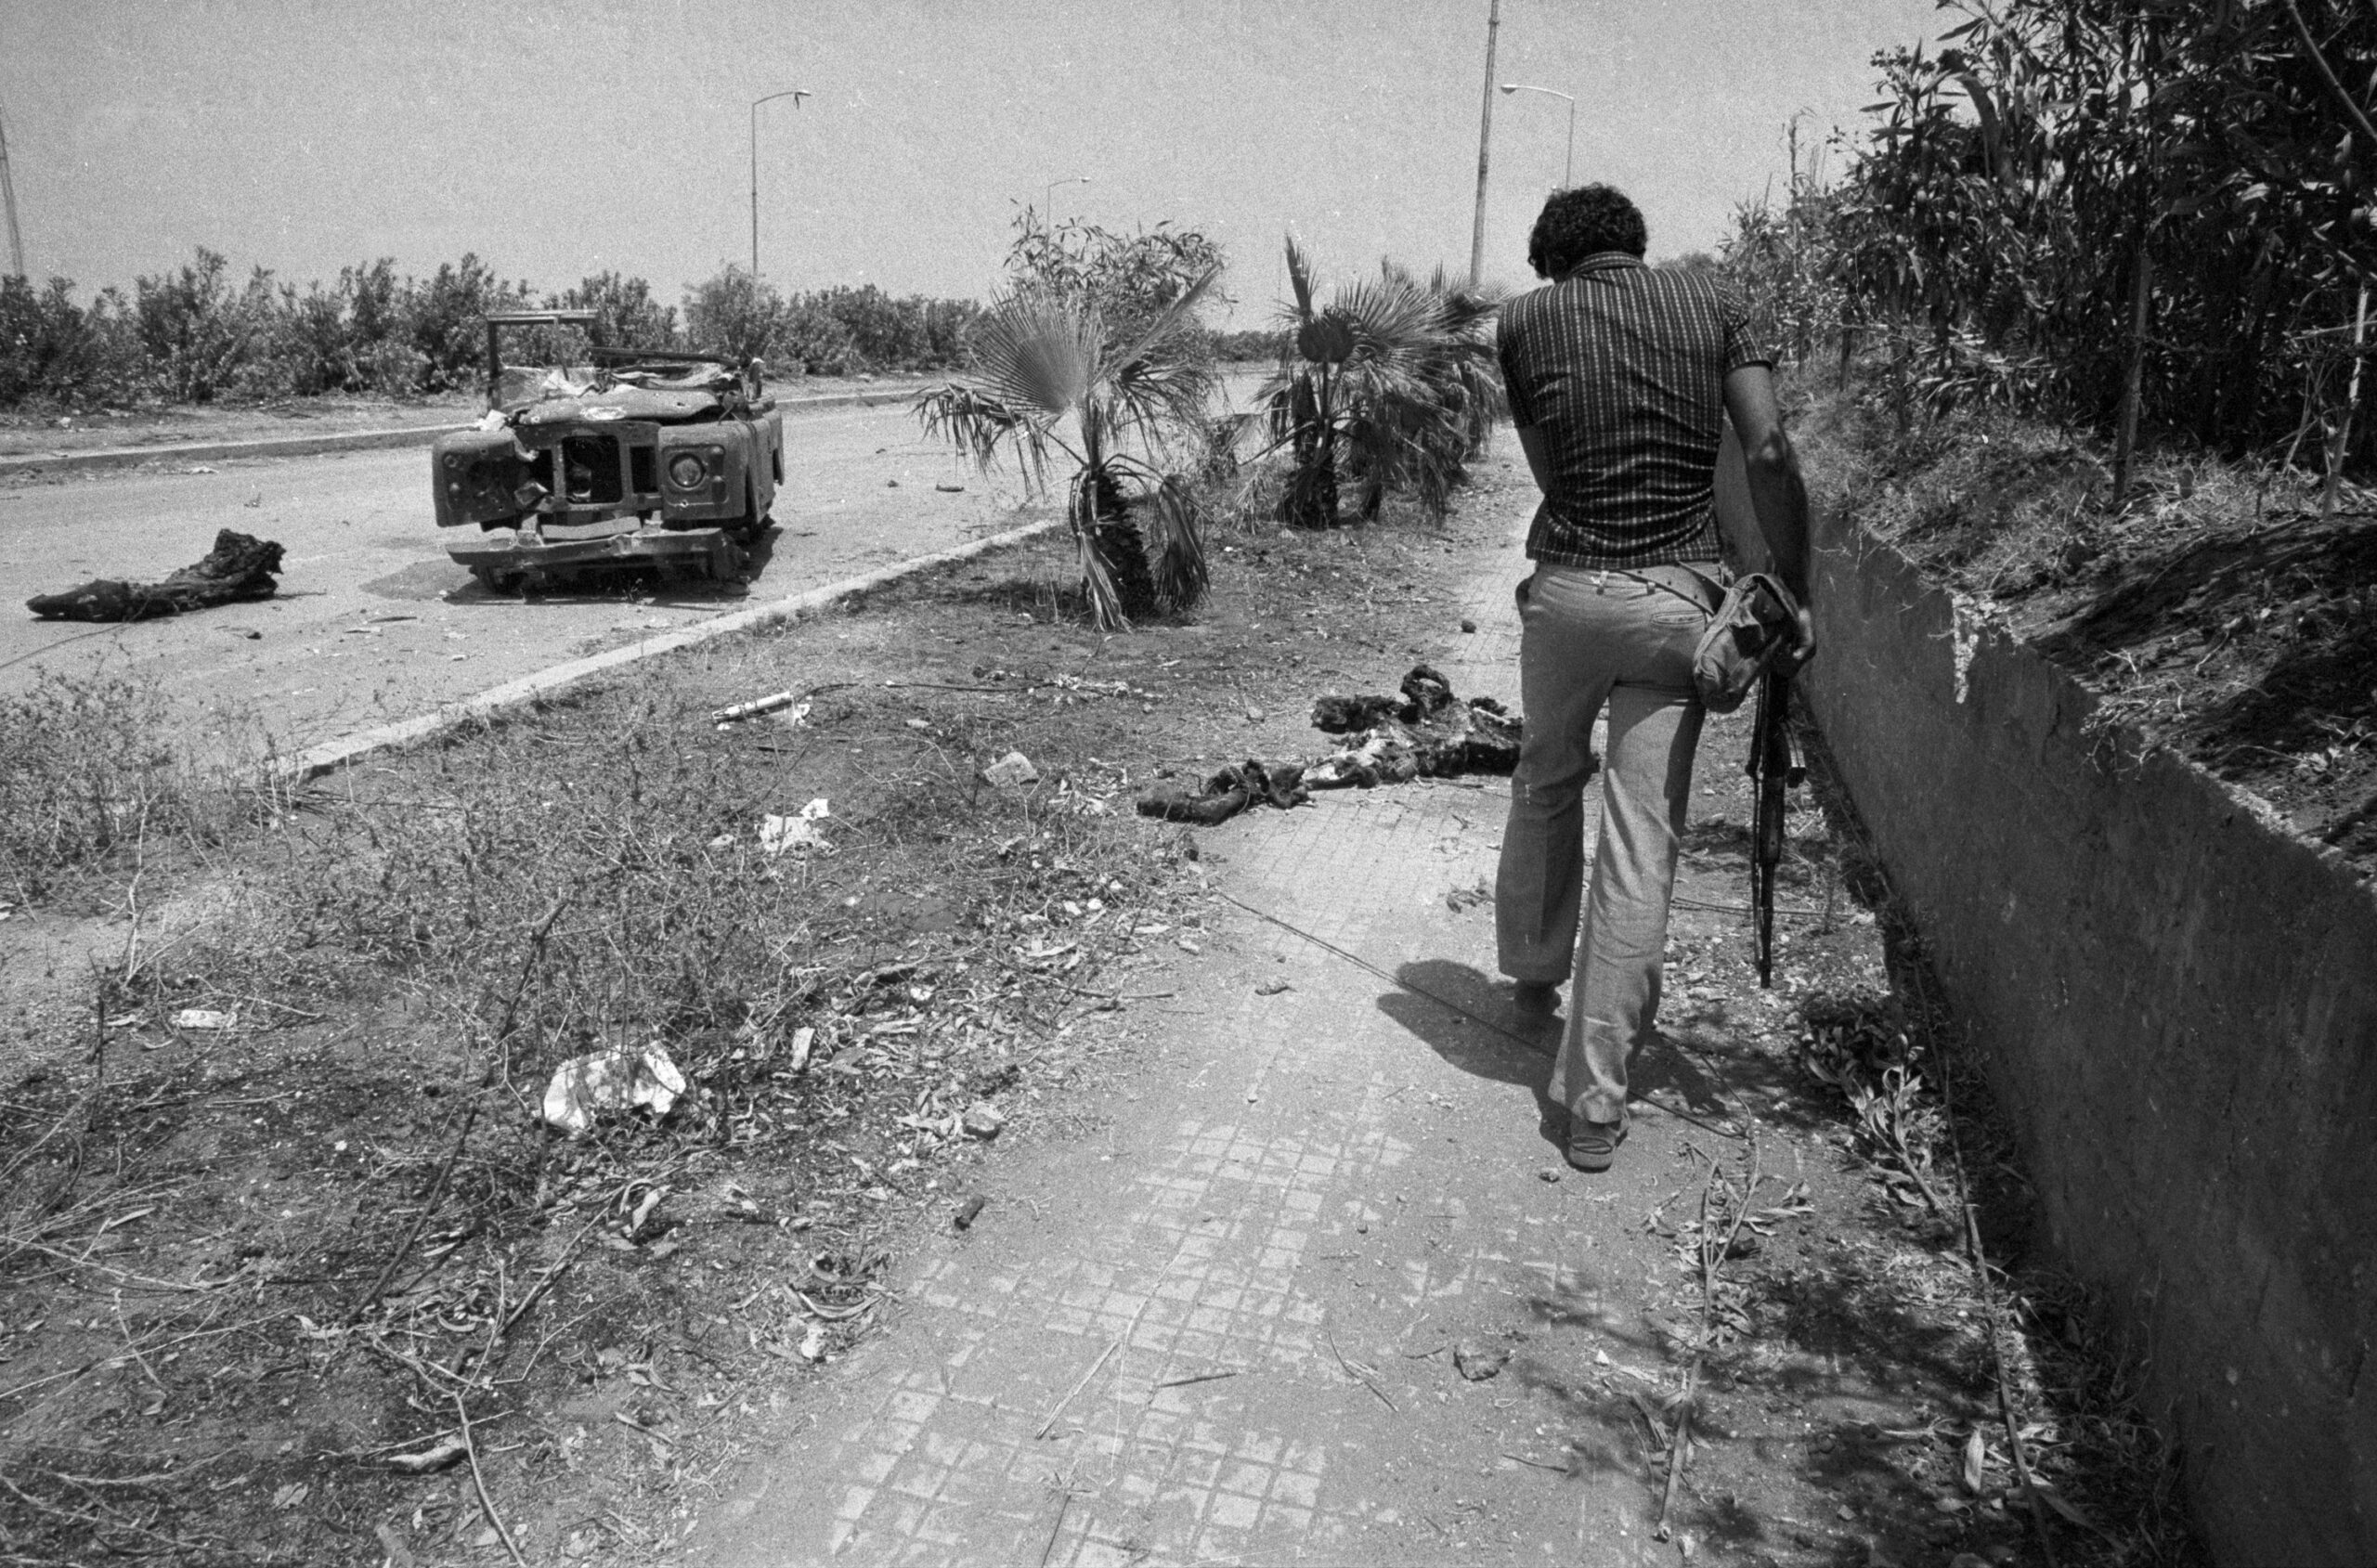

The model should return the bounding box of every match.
[1538,1168,1561,1183]
[1461,618,1477,633]
[1452,1340,1510,1380]
[961,1103,1006,1140]
[1255,979,1291,995]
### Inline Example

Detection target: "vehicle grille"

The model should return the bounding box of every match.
[559,434,623,504]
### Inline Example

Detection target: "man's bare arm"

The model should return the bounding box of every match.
[1721,364,1817,665]
[1721,366,1810,598]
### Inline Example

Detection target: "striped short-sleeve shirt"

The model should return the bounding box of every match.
[1497,253,1771,568]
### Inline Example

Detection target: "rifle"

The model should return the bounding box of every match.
[1745,667,1802,987]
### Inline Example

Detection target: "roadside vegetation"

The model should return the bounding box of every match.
[0,251,984,409]
[0,227,1291,418]
[1721,0,2377,868]
[0,670,267,910]
[1246,238,1503,529]
[916,214,1229,629]
[0,490,1496,1565]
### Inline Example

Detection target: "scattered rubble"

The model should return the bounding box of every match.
[26,528,284,620]
[1137,664,1522,825]
[1453,1340,1512,1381]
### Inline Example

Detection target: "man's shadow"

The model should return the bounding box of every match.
[1378,958,1734,1138]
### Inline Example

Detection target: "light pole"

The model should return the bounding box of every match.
[1469,0,1500,288]
[750,88,811,283]
[1499,83,1577,188]
[1043,175,1089,221]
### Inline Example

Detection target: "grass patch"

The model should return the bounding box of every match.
[0,670,255,908]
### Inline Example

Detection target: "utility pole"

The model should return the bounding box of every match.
[1468,0,1500,288]
[750,88,810,284]
[0,103,24,280]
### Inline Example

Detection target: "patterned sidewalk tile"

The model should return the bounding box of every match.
[691,533,1707,1567]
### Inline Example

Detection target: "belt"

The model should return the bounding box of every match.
[1555,563,1724,612]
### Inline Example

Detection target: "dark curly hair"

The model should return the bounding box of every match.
[1526,185,1648,279]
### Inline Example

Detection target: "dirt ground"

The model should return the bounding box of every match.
[0,440,2197,1565]
[1793,378,2377,874]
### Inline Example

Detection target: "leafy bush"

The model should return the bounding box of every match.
[1001,211,1225,347]
[0,276,141,405]
[0,252,986,408]
[1740,0,2377,481]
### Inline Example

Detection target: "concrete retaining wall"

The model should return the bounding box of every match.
[1800,514,2377,1566]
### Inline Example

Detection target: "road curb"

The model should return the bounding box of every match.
[3,389,920,476]
[279,515,1059,784]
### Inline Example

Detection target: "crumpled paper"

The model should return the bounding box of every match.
[540,1042,688,1137]
[759,798,832,857]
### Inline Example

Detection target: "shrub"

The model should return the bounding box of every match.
[0,276,140,406]
[1747,0,2377,477]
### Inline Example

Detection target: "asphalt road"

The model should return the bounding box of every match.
[0,401,1049,753]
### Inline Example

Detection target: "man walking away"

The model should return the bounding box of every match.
[1492,185,1815,1173]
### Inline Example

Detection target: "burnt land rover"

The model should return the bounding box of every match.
[432,310,785,591]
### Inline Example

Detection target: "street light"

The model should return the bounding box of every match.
[1043,175,1089,220]
[750,88,811,282]
[1500,83,1577,189]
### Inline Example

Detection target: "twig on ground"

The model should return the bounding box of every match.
[0,1470,209,1554]
[1033,1294,1151,1440]
[3,1237,211,1293]
[497,1214,604,1341]
[1048,982,1178,1002]
[1656,1132,1759,1544]
[1036,1474,1081,1568]
[1326,1329,1397,1412]
[1929,1008,2064,1568]
[346,1096,483,1324]
[455,1393,529,1568]
[1034,1341,1121,1440]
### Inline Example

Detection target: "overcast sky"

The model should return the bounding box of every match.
[1,0,1943,316]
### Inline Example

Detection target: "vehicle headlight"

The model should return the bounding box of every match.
[668,453,708,489]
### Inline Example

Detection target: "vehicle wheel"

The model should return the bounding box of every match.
[471,564,526,595]
[727,482,769,547]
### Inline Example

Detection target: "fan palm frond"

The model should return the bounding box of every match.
[916,274,1216,632]
[1284,235,1317,321]
[912,382,1057,492]
[968,291,1102,421]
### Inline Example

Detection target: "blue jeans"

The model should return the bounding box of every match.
[1495,562,1712,1125]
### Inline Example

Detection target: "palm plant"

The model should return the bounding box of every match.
[1253,239,1503,527]
[915,272,1219,629]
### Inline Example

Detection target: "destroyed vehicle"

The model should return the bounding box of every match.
[432,309,785,591]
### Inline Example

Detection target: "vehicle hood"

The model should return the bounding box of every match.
[512,384,721,426]
[498,363,740,427]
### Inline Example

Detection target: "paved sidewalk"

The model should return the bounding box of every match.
[682,518,1832,1567]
